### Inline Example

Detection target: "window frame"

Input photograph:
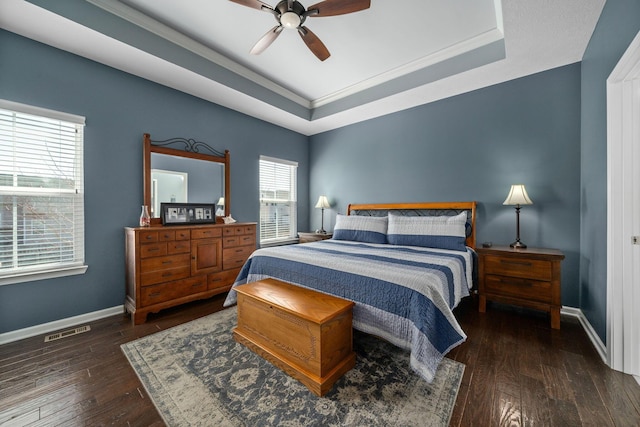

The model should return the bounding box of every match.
[0,99,88,286]
[259,155,298,246]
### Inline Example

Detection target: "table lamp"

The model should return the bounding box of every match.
[503,184,533,248]
[315,195,330,234]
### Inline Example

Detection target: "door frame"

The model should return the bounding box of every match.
[607,30,640,379]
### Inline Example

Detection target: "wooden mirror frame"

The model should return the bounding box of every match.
[143,133,230,226]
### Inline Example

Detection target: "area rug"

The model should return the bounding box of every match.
[121,307,464,427]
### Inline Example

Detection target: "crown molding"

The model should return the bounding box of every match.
[86,0,311,108]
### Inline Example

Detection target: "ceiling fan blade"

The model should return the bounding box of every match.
[250,25,283,55]
[229,0,273,12]
[298,26,330,61]
[306,0,370,17]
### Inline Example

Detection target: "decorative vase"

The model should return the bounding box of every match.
[139,205,151,227]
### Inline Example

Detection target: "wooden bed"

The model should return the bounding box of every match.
[225,201,478,383]
[347,201,477,248]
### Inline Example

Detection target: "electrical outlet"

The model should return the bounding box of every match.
[633,236,640,245]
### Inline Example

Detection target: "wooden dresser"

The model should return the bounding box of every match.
[125,222,256,324]
[477,246,565,329]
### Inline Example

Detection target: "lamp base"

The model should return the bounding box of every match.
[510,240,527,249]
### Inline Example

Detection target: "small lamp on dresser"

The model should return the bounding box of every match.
[216,197,225,217]
[503,184,533,248]
[315,195,330,234]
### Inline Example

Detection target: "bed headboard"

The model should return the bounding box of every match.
[347,201,477,249]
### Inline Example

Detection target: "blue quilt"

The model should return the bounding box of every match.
[224,239,473,383]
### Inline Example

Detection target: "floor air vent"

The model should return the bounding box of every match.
[44,325,91,342]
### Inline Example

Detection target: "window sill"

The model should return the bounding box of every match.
[0,265,89,286]
[260,238,300,248]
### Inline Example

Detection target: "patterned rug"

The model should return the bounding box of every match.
[121,307,464,426]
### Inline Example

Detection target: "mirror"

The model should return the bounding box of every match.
[143,133,230,225]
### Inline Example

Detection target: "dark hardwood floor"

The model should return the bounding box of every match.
[1,295,639,426]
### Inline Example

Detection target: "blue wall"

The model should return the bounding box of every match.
[310,64,582,307]
[0,30,309,333]
[580,0,640,341]
[4,3,638,339]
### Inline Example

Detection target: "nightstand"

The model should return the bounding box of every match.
[298,232,333,243]
[477,246,565,329]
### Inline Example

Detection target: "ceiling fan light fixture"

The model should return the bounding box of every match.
[281,11,301,29]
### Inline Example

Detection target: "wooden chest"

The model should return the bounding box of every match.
[233,278,356,396]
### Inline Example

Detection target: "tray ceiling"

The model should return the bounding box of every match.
[0,0,605,135]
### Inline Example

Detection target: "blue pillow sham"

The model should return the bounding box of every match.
[332,214,388,244]
[387,212,467,251]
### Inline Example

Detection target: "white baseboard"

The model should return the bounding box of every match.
[0,305,124,345]
[561,306,607,364]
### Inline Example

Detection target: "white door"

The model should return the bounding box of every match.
[607,30,640,381]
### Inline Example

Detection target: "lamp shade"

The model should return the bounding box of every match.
[315,195,330,209]
[217,197,225,206]
[503,185,533,206]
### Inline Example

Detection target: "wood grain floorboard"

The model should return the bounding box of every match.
[1,294,639,426]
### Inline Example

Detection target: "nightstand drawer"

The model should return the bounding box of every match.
[485,274,552,303]
[483,255,552,281]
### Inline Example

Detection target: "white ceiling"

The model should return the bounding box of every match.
[0,0,605,135]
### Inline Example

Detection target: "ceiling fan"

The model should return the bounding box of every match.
[229,0,371,61]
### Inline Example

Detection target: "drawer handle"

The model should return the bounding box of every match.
[149,292,161,297]
[163,234,170,239]
[148,248,159,252]
[162,272,172,277]
[192,283,203,288]
[495,277,534,287]
[211,278,222,282]
[500,260,532,267]
[235,249,243,253]
[146,235,153,240]
[162,261,172,265]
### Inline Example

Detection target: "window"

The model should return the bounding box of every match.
[0,100,87,285]
[259,156,297,244]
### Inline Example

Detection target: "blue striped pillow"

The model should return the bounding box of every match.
[387,212,467,251]
[332,215,388,244]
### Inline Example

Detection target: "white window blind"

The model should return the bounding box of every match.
[259,156,297,244]
[0,100,86,284]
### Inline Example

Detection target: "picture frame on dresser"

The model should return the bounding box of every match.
[161,202,216,225]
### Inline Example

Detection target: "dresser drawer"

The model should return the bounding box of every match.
[483,255,552,281]
[140,253,190,273]
[223,224,256,236]
[238,234,256,247]
[167,240,190,254]
[223,245,253,269]
[485,274,552,304]
[157,230,175,242]
[175,229,190,240]
[141,266,191,286]
[140,276,207,306]
[207,268,240,290]
[192,228,222,239]
[140,243,167,259]
[139,230,158,243]
[223,234,256,248]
